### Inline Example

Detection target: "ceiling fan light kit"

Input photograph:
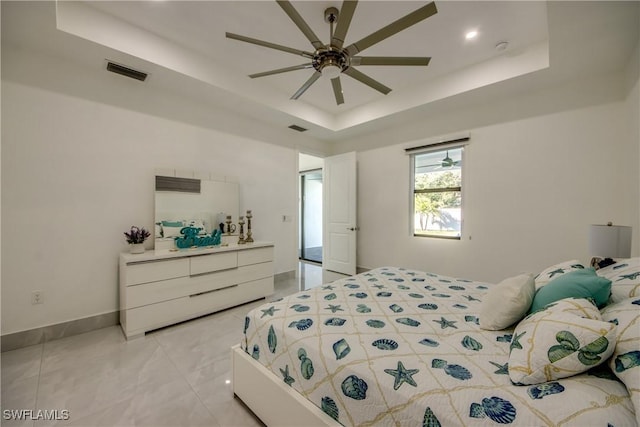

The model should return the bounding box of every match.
[226,0,438,105]
[321,63,342,80]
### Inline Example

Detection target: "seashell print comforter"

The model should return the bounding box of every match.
[241,267,636,426]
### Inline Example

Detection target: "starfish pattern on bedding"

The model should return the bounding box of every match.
[433,317,458,329]
[463,295,481,302]
[510,331,526,352]
[547,268,566,278]
[279,365,295,386]
[325,304,344,313]
[322,285,336,290]
[260,306,280,318]
[489,361,509,375]
[372,284,386,289]
[618,272,640,281]
[384,361,419,390]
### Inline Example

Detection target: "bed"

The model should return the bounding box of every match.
[232,260,640,426]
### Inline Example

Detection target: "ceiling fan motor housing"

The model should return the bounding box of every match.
[313,47,350,75]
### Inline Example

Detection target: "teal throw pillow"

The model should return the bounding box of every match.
[161,220,184,227]
[529,268,611,314]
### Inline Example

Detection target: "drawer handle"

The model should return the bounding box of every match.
[190,266,238,277]
[128,259,180,266]
[189,284,238,297]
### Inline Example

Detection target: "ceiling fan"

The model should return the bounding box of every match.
[419,151,461,171]
[226,1,438,105]
[441,151,460,168]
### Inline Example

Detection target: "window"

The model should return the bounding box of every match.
[411,146,463,239]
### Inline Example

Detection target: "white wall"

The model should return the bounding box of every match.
[356,98,639,283]
[627,37,640,254]
[1,80,299,335]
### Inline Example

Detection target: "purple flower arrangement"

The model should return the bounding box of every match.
[124,226,151,244]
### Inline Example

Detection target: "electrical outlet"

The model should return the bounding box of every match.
[32,290,43,305]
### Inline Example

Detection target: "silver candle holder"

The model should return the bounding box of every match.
[245,210,254,243]
[225,215,236,235]
[237,216,245,244]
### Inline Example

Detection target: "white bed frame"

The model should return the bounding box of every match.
[232,345,340,426]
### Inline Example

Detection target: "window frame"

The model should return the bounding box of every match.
[409,143,466,240]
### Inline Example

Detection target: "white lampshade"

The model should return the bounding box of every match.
[589,224,632,258]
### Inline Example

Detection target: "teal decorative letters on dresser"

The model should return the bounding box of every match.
[174,227,222,248]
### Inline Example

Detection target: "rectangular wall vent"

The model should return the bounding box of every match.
[106,61,148,81]
[288,124,308,132]
[155,176,201,193]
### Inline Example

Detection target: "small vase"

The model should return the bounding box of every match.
[130,243,145,254]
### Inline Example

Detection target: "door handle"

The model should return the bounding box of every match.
[347,227,359,231]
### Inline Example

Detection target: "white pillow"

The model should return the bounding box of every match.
[508,298,616,385]
[600,297,640,425]
[479,273,535,330]
[596,258,640,303]
[160,220,185,238]
[534,260,585,290]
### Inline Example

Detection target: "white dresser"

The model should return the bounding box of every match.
[119,242,274,339]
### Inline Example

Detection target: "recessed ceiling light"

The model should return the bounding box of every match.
[465,30,478,40]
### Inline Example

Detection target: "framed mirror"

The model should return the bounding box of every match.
[154,175,239,250]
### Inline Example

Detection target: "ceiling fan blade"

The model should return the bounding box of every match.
[226,32,313,59]
[291,71,321,100]
[276,1,324,50]
[344,2,437,56]
[331,77,345,105]
[351,56,431,66]
[343,67,391,95]
[249,63,313,78]
[331,1,358,49]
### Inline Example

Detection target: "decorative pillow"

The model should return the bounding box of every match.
[479,273,535,330]
[161,220,185,238]
[534,260,585,290]
[509,298,617,385]
[600,297,640,424]
[528,268,611,314]
[596,258,640,303]
[186,219,207,235]
[161,220,184,227]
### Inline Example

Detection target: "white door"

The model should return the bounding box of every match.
[323,152,357,275]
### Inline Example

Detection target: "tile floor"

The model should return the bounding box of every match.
[1,262,347,427]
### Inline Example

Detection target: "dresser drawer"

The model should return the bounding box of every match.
[125,262,273,308]
[125,258,189,286]
[125,277,273,337]
[190,251,238,275]
[238,247,273,266]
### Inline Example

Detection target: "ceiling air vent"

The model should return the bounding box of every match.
[288,125,308,132]
[106,61,148,82]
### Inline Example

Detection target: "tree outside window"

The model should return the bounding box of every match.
[412,147,463,238]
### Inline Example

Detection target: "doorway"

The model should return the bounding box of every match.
[299,154,324,264]
[300,170,323,263]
